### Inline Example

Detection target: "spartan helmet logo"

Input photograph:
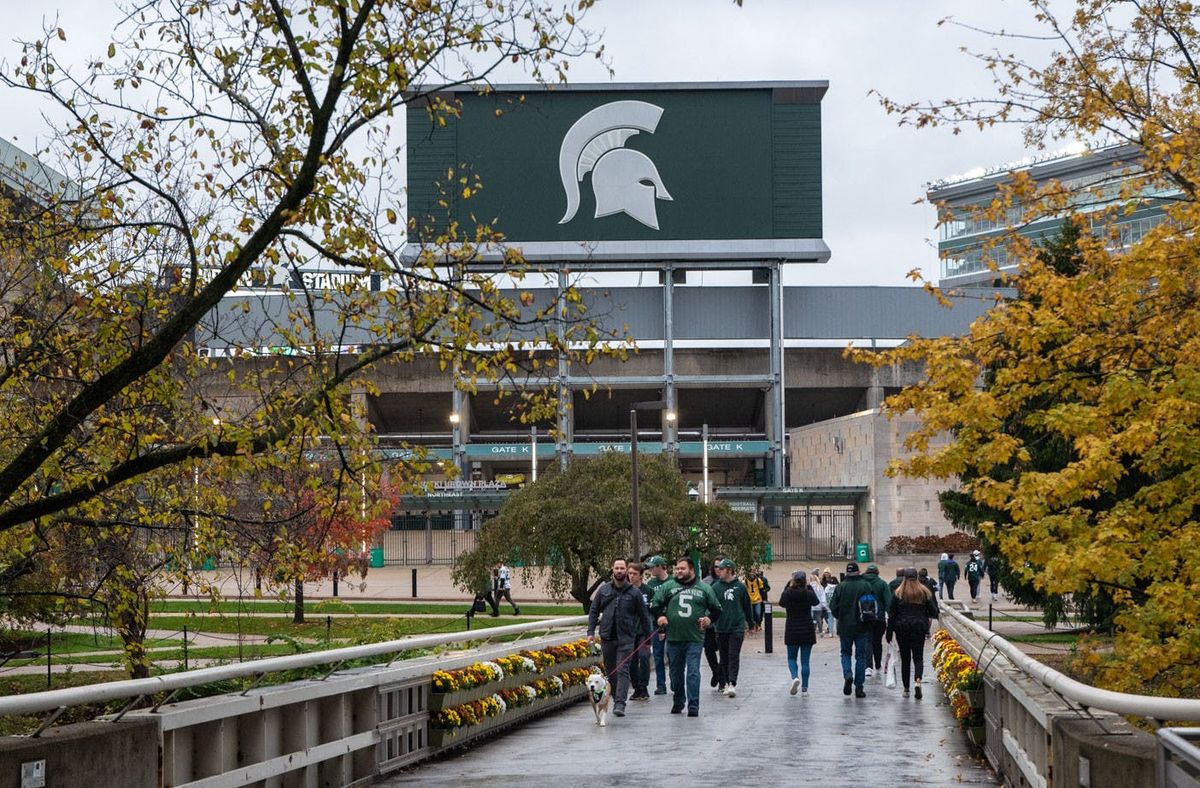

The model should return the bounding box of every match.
[558,100,672,230]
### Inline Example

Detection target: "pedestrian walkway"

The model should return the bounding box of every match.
[378,631,998,786]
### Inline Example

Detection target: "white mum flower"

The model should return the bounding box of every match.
[521,656,536,672]
[551,675,564,692]
[483,661,503,680]
[492,693,506,714]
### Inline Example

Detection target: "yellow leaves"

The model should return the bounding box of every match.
[385,208,397,224]
[107,42,116,59]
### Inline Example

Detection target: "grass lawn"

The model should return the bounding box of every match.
[1008,632,1090,644]
[1,629,128,654]
[150,599,582,616]
[147,613,546,639]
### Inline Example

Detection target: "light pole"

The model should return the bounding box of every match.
[630,400,675,562]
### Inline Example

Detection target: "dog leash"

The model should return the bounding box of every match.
[599,629,662,676]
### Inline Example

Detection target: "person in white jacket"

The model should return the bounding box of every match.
[809,569,832,637]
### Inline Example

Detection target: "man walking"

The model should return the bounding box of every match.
[650,556,722,717]
[710,558,753,697]
[941,554,961,600]
[493,561,520,616]
[702,557,722,688]
[829,561,875,698]
[863,564,893,677]
[588,559,654,719]
[965,550,986,603]
[643,556,671,695]
[626,561,652,701]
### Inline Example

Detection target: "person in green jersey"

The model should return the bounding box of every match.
[643,556,670,695]
[650,556,722,717]
[710,558,753,697]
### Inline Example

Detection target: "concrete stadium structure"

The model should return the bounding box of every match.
[188,82,998,561]
[930,141,1178,289]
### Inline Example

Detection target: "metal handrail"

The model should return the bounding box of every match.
[1157,728,1200,788]
[943,606,1200,722]
[0,615,587,717]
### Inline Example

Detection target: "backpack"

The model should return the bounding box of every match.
[857,592,879,624]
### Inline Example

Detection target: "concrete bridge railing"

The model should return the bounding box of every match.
[941,606,1200,788]
[0,617,589,787]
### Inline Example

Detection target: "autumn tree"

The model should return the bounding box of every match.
[219,458,395,623]
[0,1,626,617]
[864,0,1200,694]
[452,453,769,610]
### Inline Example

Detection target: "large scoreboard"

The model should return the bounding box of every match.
[405,82,828,263]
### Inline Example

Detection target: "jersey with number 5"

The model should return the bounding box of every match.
[650,578,721,643]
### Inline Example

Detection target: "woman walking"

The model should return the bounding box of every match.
[819,568,838,636]
[885,567,940,698]
[779,570,820,695]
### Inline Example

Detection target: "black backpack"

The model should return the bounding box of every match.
[857,592,879,624]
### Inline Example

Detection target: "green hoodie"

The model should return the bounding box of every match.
[710,578,753,633]
[649,576,723,643]
[828,574,873,636]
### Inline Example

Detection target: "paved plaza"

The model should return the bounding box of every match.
[380,630,998,787]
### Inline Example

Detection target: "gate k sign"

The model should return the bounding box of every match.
[557,100,672,231]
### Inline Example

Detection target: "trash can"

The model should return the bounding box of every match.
[369,547,385,568]
[762,543,773,563]
[855,543,871,563]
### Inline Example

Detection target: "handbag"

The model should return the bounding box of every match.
[884,642,898,689]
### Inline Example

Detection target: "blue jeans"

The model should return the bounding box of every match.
[667,640,703,711]
[839,630,871,687]
[652,633,667,690]
[786,643,813,687]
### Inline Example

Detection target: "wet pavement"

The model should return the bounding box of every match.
[378,630,998,787]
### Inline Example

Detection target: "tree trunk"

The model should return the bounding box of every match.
[293,576,305,624]
[117,594,151,679]
[571,572,593,613]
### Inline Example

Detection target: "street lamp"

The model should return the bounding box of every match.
[630,400,675,562]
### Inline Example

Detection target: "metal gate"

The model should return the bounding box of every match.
[765,507,855,562]
[380,512,488,565]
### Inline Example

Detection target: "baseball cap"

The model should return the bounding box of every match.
[644,556,665,568]
[717,558,736,570]
[844,561,861,576]
[866,563,879,574]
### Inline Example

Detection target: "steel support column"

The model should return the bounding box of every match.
[768,261,786,488]
[556,268,572,469]
[663,264,677,458]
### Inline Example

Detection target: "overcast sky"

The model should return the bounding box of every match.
[5,1,1058,287]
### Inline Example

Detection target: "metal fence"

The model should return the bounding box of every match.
[765,507,855,561]
[1159,728,1200,788]
[380,513,488,565]
[942,605,1200,787]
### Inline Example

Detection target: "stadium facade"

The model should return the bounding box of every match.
[0,84,997,563]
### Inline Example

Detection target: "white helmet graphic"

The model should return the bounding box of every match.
[558,100,673,230]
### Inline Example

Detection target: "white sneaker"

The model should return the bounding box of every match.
[725,685,736,698]
[790,678,800,695]
[865,667,874,678]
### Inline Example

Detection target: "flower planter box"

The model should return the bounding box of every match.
[428,656,599,711]
[965,725,986,748]
[429,684,587,752]
[957,688,985,709]
[429,671,535,711]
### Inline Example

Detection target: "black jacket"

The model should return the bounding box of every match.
[588,581,654,643]
[886,593,940,640]
[778,583,820,647]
